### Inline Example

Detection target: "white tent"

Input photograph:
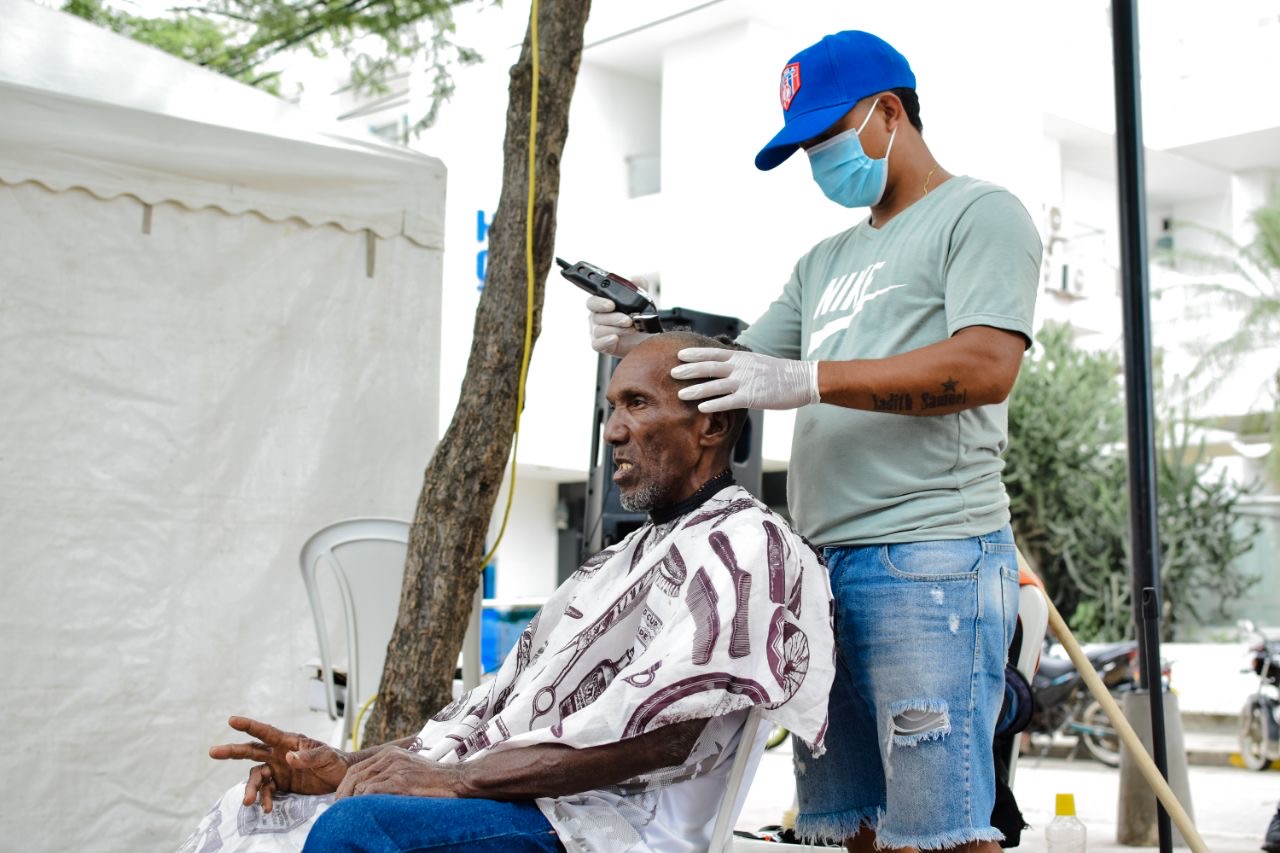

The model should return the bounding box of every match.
[0,1,447,848]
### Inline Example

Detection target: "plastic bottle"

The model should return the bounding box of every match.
[1046,793,1087,852]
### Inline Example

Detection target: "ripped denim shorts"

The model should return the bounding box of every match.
[793,525,1019,851]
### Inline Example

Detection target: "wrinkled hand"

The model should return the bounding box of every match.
[671,348,820,412]
[586,292,653,356]
[335,747,464,800]
[208,716,354,812]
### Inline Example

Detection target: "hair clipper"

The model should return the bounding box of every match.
[556,257,663,333]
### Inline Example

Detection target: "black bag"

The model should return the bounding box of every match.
[991,621,1032,847]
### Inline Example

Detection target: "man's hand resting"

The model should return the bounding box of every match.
[335,747,465,800]
[208,716,354,812]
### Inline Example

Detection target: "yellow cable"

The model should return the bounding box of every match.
[350,693,378,752]
[361,4,538,720]
[479,0,539,570]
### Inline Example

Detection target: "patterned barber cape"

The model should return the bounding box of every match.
[179,485,834,853]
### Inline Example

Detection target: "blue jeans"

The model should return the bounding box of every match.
[303,795,564,852]
[793,526,1019,850]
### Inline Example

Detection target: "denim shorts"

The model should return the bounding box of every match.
[794,525,1019,850]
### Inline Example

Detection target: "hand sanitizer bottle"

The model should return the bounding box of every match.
[1046,793,1087,852]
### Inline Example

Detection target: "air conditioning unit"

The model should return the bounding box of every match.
[1046,261,1087,299]
[1077,263,1123,300]
[1068,264,1088,296]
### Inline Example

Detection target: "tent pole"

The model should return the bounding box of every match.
[1109,2,1172,851]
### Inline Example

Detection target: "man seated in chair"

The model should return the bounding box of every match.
[181,331,835,853]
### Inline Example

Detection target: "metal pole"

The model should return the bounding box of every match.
[1110,2,1172,851]
[1141,587,1173,847]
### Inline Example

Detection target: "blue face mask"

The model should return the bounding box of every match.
[805,98,897,208]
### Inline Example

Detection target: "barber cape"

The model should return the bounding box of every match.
[178,485,834,853]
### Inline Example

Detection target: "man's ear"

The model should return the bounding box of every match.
[698,410,732,449]
[877,91,904,133]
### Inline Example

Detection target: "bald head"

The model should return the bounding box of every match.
[632,331,743,395]
[629,332,748,443]
[605,333,747,511]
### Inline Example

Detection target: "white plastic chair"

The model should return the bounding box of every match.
[1009,581,1049,784]
[710,706,769,852]
[300,517,485,750]
[300,518,411,750]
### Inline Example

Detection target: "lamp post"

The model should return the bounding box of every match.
[1109,2,1173,851]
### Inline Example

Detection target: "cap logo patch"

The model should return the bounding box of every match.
[780,63,801,111]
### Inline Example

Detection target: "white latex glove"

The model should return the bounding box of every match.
[671,348,821,412]
[586,293,653,356]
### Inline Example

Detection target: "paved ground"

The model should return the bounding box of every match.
[737,742,1278,851]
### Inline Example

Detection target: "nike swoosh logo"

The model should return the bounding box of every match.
[806,283,908,357]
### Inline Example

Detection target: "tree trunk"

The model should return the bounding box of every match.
[365,0,593,742]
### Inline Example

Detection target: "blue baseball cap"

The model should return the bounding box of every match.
[755,31,916,172]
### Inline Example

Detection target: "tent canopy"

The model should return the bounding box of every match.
[0,0,445,247]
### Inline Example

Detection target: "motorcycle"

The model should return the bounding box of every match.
[1027,639,1170,767]
[1238,619,1280,771]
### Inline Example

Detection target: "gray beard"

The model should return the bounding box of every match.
[619,480,665,513]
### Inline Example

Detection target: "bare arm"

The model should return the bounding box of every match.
[335,717,709,801]
[459,717,708,799]
[208,715,418,811]
[351,736,420,761]
[817,325,1027,415]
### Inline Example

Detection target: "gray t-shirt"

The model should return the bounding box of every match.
[738,176,1041,546]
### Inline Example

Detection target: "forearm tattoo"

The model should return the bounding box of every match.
[922,377,967,409]
[872,392,914,412]
[871,378,968,413]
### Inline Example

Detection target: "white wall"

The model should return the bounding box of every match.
[1230,169,1278,245]
[488,472,561,599]
[1142,1,1280,149]
[564,65,661,201]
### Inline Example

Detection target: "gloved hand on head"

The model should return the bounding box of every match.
[671,348,821,412]
[585,274,658,356]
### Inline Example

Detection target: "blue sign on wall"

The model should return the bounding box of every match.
[476,209,492,291]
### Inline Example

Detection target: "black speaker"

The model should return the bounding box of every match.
[581,308,764,560]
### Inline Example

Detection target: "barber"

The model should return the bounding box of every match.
[586,30,1040,853]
